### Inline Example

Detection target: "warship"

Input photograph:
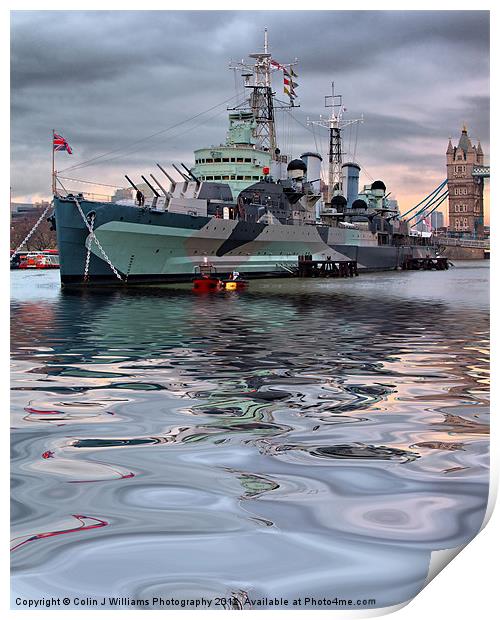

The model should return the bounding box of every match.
[52,31,435,286]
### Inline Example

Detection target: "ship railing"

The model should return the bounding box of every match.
[59,190,115,203]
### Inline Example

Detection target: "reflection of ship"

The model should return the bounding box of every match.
[54,31,434,286]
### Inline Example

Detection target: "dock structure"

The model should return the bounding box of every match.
[401,257,449,271]
[297,255,358,278]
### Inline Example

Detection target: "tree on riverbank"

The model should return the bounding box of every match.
[10,209,57,250]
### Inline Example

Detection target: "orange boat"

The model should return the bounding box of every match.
[18,251,59,269]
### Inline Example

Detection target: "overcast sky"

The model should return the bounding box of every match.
[10,10,490,216]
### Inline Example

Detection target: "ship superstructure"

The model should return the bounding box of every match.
[191,111,272,197]
[192,28,297,197]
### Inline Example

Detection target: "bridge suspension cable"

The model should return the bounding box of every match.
[406,186,449,221]
[401,179,448,218]
[412,191,449,227]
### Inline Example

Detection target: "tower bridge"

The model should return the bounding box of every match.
[403,126,489,246]
[446,125,488,239]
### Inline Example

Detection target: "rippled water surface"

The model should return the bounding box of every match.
[11,263,490,609]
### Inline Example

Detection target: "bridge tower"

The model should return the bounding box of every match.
[446,125,485,238]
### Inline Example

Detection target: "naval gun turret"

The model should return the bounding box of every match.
[235,155,320,225]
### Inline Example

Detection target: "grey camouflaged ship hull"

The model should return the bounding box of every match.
[54,195,432,286]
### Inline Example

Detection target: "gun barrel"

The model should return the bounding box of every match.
[150,173,170,198]
[125,175,139,192]
[156,163,177,188]
[181,162,199,183]
[140,175,160,197]
[172,163,190,182]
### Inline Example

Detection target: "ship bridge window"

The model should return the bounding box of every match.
[206,175,214,180]
[214,175,222,180]
[230,158,236,162]
[244,158,251,163]
[206,158,214,163]
[214,158,221,163]
[237,158,244,162]
[244,176,251,180]
[222,175,229,180]
[237,175,243,180]
[222,158,229,162]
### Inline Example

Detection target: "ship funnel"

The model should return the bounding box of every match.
[301,152,322,193]
[342,162,361,208]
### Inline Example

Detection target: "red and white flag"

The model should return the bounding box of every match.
[53,132,73,154]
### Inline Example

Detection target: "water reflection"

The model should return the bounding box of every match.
[11,265,489,609]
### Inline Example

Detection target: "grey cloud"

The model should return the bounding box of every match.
[10,10,489,203]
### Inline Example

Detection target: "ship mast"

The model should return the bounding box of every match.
[248,28,276,154]
[229,29,298,160]
[309,83,363,204]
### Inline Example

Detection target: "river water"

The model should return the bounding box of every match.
[11,262,490,610]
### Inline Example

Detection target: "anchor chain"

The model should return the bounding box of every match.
[72,197,123,281]
[10,202,53,260]
[83,213,95,282]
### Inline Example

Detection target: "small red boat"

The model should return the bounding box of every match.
[18,251,59,269]
[192,275,223,292]
[192,261,223,292]
[35,252,60,269]
[192,263,248,292]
